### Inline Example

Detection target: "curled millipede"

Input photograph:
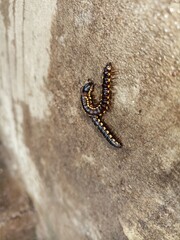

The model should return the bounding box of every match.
[91,116,122,148]
[81,80,102,116]
[81,62,122,148]
[81,62,113,116]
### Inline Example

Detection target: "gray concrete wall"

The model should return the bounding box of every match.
[0,0,180,239]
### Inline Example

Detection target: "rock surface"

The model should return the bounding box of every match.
[0,0,180,239]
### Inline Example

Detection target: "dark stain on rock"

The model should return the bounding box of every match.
[0,141,37,240]
[0,0,10,28]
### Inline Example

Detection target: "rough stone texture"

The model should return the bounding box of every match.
[0,0,180,240]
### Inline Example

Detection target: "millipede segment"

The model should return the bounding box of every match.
[81,62,113,116]
[91,116,122,148]
[81,80,103,116]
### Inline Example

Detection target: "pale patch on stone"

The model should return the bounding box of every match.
[0,1,57,238]
[82,154,95,165]
[0,93,46,206]
[74,0,93,27]
[48,185,101,239]
[118,216,144,240]
[58,34,67,47]
[160,147,179,172]
[68,105,78,123]
[0,0,56,120]
[71,213,101,240]
[116,84,140,108]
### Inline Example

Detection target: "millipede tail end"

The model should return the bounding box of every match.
[91,116,122,148]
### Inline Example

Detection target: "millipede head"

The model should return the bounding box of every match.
[106,62,112,70]
[81,80,94,94]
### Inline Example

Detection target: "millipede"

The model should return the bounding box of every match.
[81,62,122,148]
[81,62,114,116]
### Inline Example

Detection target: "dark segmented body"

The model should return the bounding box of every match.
[81,62,122,148]
[81,81,102,115]
[91,116,122,148]
[100,62,112,114]
[81,62,113,116]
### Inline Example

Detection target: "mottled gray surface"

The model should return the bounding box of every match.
[0,0,180,239]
